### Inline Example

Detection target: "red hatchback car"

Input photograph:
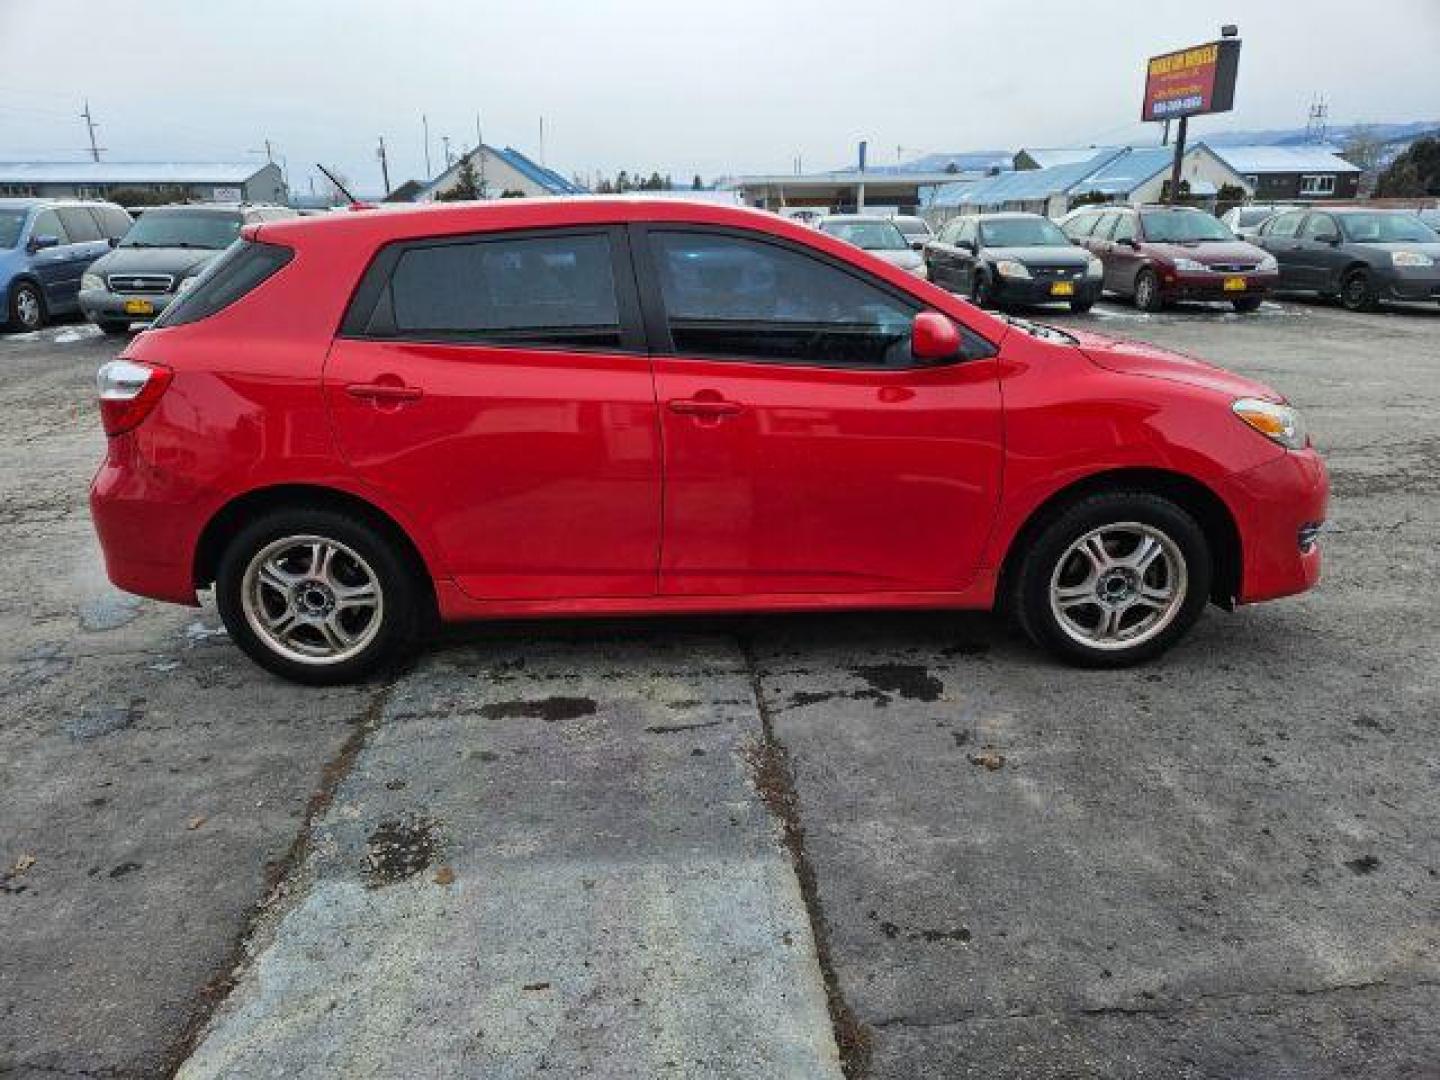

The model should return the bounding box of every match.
[90,199,1326,684]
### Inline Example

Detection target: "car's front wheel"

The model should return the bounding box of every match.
[215,508,421,684]
[1014,491,1212,667]
[1133,269,1164,312]
[970,272,994,309]
[96,320,131,336]
[7,281,45,332]
[1340,268,1379,312]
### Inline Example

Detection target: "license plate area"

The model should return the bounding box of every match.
[1050,281,1075,297]
[1223,277,1247,292]
[123,299,156,315]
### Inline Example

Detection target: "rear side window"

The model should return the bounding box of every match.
[58,207,102,242]
[1111,214,1137,243]
[1264,212,1304,239]
[95,205,133,240]
[30,209,69,244]
[379,233,622,346]
[152,239,293,328]
[1062,214,1098,240]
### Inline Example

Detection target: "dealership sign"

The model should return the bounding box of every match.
[1141,39,1241,121]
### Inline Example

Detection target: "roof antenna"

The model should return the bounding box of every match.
[315,163,363,207]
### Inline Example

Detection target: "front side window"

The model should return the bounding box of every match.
[1300,214,1338,241]
[1111,214,1137,243]
[95,205,133,240]
[29,209,68,245]
[1090,212,1121,240]
[382,233,622,347]
[893,218,931,239]
[649,230,928,368]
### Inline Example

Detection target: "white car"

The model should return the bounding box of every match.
[1220,204,1299,243]
[890,214,935,251]
[816,215,927,276]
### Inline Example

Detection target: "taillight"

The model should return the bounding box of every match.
[96,360,173,436]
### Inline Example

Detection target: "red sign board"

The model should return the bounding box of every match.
[1142,39,1240,121]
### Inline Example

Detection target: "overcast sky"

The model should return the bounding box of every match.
[1,0,1437,194]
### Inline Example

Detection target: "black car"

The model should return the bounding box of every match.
[1253,207,1440,311]
[924,212,1102,312]
[79,204,296,333]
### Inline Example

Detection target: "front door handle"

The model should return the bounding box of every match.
[668,397,742,418]
[345,382,423,403]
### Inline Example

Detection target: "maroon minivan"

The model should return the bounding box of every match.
[1060,204,1279,312]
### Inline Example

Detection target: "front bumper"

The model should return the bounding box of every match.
[1222,446,1328,604]
[1162,270,1279,301]
[79,287,176,325]
[993,276,1103,305]
[1373,265,1440,303]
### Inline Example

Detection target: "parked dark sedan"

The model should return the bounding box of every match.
[1253,207,1440,311]
[1060,204,1278,313]
[925,213,1102,312]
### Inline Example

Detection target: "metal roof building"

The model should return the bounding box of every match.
[1206,145,1362,200]
[929,145,1250,219]
[411,144,587,201]
[0,161,286,203]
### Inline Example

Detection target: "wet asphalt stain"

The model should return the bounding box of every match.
[1345,855,1381,876]
[65,700,143,740]
[867,910,972,944]
[77,593,141,632]
[108,862,142,879]
[479,697,597,723]
[849,663,944,703]
[364,817,441,888]
[644,720,723,734]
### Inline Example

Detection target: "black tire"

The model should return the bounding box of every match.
[1340,268,1379,312]
[215,507,421,685]
[97,320,131,336]
[970,272,994,309]
[1231,296,1263,313]
[1070,298,1095,314]
[1013,491,1212,668]
[6,281,46,332]
[1132,269,1164,312]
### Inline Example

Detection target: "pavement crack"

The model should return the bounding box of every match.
[739,634,871,1079]
[159,676,401,1076]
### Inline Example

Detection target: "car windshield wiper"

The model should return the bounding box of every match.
[121,241,155,248]
[998,313,1078,345]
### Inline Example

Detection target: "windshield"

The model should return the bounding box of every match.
[1338,213,1438,243]
[1139,210,1234,243]
[119,210,244,250]
[822,219,909,251]
[893,218,931,237]
[0,209,25,248]
[979,218,1070,248]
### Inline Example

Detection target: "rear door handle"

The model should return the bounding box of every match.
[668,397,742,418]
[345,382,423,403]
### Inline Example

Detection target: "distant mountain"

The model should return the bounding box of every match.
[835,150,1013,175]
[1202,121,1438,149]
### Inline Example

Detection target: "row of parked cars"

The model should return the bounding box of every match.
[1,197,295,333]
[805,202,1440,315]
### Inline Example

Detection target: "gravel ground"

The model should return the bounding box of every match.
[1,296,1436,1079]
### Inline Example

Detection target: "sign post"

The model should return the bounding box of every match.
[1141,37,1241,204]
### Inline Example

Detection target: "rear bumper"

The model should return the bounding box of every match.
[90,434,203,605]
[1223,447,1329,604]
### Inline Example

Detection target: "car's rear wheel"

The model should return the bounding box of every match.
[1231,296,1263,313]
[215,508,421,684]
[1133,269,1164,312]
[1014,491,1211,668]
[7,281,45,332]
[1340,268,1379,312]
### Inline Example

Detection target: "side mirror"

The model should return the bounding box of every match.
[910,239,926,251]
[959,239,977,253]
[1121,237,1140,249]
[912,311,960,361]
[108,236,120,248]
[27,235,60,253]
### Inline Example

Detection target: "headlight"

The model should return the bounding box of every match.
[994,259,1030,279]
[1173,258,1207,272]
[81,273,106,292]
[1257,254,1278,273]
[1392,251,1434,267]
[1086,256,1103,278]
[1233,398,1307,451]
[176,276,199,294]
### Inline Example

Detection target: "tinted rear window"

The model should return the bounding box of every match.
[151,239,293,328]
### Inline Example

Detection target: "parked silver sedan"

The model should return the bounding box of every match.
[816,215,927,277]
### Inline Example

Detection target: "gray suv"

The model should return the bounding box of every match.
[80,204,296,333]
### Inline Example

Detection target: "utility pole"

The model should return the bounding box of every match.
[377,136,391,196]
[1166,115,1188,205]
[538,116,545,165]
[263,139,274,163]
[80,100,101,162]
[422,115,432,179]
[442,135,452,169]
[475,113,487,197]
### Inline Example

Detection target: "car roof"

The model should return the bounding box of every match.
[0,196,118,210]
[817,214,897,225]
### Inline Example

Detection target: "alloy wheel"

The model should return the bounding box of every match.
[1048,522,1187,651]
[14,286,42,330]
[241,535,384,665]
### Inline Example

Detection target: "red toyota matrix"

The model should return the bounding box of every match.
[90,199,1326,684]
